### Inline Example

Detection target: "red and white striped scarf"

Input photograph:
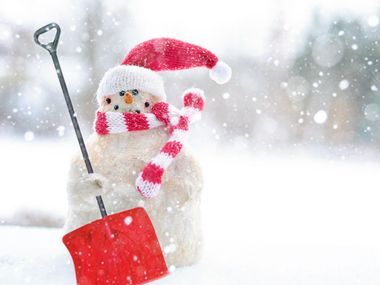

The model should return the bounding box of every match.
[94,88,204,198]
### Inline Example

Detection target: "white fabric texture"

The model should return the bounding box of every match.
[97,65,166,101]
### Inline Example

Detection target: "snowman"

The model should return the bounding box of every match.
[64,38,231,267]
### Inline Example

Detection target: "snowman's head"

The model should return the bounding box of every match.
[98,89,161,114]
[96,64,165,114]
[96,38,231,114]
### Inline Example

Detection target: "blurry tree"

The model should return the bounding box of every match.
[288,13,380,145]
[1,4,380,151]
[0,0,132,138]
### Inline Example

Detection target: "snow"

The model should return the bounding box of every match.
[1,226,380,285]
[0,226,72,285]
[313,110,328,124]
[367,15,379,27]
[23,131,34,142]
[1,140,380,284]
[286,76,309,102]
[222,92,230,100]
[56,126,65,137]
[339,79,350,90]
[0,140,71,220]
[312,35,344,68]
[124,216,133,226]
[364,103,380,121]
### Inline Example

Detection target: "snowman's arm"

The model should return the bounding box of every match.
[66,159,111,209]
[69,171,110,195]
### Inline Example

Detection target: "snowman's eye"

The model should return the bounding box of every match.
[119,91,125,96]
[114,105,119,110]
[144,102,150,108]
[106,98,111,104]
[131,89,139,96]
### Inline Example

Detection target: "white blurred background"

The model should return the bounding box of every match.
[1,0,380,284]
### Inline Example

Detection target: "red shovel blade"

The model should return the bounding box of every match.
[63,207,169,285]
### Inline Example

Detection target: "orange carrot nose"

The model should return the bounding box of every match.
[124,92,133,104]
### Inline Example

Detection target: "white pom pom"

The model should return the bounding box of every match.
[209,61,232,84]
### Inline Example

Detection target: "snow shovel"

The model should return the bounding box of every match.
[34,23,169,285]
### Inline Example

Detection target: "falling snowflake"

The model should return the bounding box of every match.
[56,126,65,136]
[313,110,328,124]
[367,15,379,27]
[286,76,310,102]
[364,103,380,121]
[124,216,133,226]
[169,265,176,273]
[24,131,35,141]
[222,92,230,99]
[339,79,349,90]
[312,35,344,67]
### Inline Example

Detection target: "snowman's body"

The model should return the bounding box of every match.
[64,126,203,267]
[64,36,231,269]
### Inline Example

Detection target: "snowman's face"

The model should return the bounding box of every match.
[99,90,160,113]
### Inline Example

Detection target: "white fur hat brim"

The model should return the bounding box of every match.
[96,65,166,102]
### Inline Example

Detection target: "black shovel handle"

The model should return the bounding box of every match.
[34,23,61,54]
[34,23,107,218]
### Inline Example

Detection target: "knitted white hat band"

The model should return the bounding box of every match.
[96,65,166,102]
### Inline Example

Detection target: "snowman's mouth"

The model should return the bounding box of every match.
[127,109,141,114]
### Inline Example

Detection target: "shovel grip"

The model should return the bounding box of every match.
[34,23,61,53]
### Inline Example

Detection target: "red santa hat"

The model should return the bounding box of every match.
[96,38,232,102]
